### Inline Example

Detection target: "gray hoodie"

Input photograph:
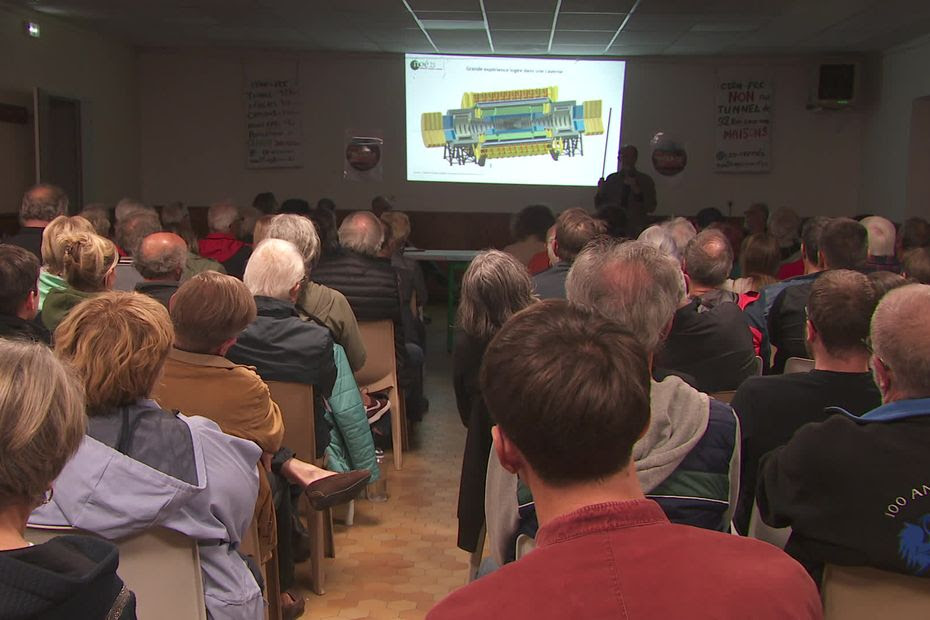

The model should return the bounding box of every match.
[31,414,264,620]
[486,375,724,566]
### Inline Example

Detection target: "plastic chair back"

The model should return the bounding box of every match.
[784,356,815,374]
[354,320,405,469]
[26,525,207,620]
[711,390,736,404]
[822,564,930,619]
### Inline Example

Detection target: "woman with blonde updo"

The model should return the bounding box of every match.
[41,232,117,332]
[37,215,95,310]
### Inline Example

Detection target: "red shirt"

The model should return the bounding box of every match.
[526,251,550,276]
[429,499,822,620]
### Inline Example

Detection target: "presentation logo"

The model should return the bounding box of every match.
[898,513,930,575]
[410,58,441,72]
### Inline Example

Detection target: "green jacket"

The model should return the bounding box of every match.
[182,253,226,280]
[42,286,99,333]
[38,270,67,311]
[324,344,380,482]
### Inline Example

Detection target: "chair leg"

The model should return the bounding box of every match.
[266,548,283,620]
[398,389,410,451]
[390,388,403,470]
[324,508,335,559]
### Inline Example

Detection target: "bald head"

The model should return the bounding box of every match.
[871,284,930,399]
[134,232,188,281]
[21,184,68,224]
[338,211,384,256]
[861,216,896,258]
[683,230,734,288]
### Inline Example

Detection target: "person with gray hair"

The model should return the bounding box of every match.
[113,198,151,224]
[113,209,161,292]
[638,224,681,261]
[313,210,427,423]
[454,250,536,555]
[757,283,930,582]
[263,214,366,372]
[487,239,739,545]
[663,217,697,260]
[199,201,251,279]
[861,215,900,273]
[4,184,69,261]
[78,203,111,238]
[658,229,757,392]
[133,232,188,308]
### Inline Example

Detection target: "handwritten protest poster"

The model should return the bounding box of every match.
[244,62,303,168]
[715,70,772,172]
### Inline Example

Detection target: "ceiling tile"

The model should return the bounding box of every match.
[487,11,554,29]
[486,0,558,10]
[553,30,615,45]
[492,30,551,44]
[428,29,493,52]
[611,31,681,46]
[560,0,636,12]
[557,12,624,31]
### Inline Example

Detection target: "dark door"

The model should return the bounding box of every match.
[33,87,83,211]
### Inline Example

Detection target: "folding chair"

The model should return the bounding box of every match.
[784,356,815,374]
[265,380,333,596]
[354,320,407,470]
[240,516,281,620]
[26,525,207,620]
[822,564,930,618]
[711,390,737,404]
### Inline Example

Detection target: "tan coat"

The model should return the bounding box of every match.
[153,347,284,562]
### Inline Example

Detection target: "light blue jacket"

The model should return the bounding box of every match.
[31,413,264,620]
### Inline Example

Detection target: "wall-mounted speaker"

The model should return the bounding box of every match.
[811,61,860,110]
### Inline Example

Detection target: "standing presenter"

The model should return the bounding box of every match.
[595,144,657,237]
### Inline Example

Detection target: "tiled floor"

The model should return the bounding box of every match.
[294,316,470,619]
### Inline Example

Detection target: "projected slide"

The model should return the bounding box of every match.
[406,55,625,187]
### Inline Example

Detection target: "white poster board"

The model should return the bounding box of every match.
[244,62,302,169]
[715,70,772,173]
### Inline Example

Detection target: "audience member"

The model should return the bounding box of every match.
[637,224,679,261]
[133,232,188,308]
[897,216,930,258]
[696,207,725,230]
[199,202,251,278]
[5,184,68,261]
[745,216,829,364]
[113,209,161,291]
[162,217,227,279]
[381,210,428,309]
[593,202,627,238]
[868,270,909,299]
[252,214,276,245]
[227,241,374,614]
[663,216,697,259]
[594,144,657,236]
[38,215,95,309]
[657,230,757,392]
[0,246,49,343]
[279,198,311,216]
[768,217,868,372]
[532,208,605,300]
[313,211,426,421]
[159,201,188,227]
[708,219,745,274]
[744,202,769,235]
[862,215,901,272]
[769,207,803,279]
[454,250,536,556]
[431,301,820,620]
[41,233,117,333]
[252,191,278,214]
[152,272,371,618]
[525,223,554,276]
[113,198,151,226]
[34,292,263,618]
[902,247,930,284]
[266,214,367,372]
[729,233,780,294]
[309,207,340,260]
[502,205,555,268]
[317,198,336,212]
[78,203,112,238]
[757,284,930,582]
[0,339,135,619]
[238,205,263,244]
[731,270,881,534]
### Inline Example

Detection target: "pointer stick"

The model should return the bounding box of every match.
[600,107,613,181]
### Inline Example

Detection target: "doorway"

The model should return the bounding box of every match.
[34,88,83,211]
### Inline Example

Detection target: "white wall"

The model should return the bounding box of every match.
[139,48,867,218]
[860,35,930,221]
[0,4,139,212]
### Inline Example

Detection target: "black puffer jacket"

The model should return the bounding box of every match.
[312,249,402,322]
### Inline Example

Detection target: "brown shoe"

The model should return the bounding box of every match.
[305,470,371,510]
[281,590,305,620]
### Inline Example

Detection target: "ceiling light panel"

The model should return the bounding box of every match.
[420,19,487,29]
